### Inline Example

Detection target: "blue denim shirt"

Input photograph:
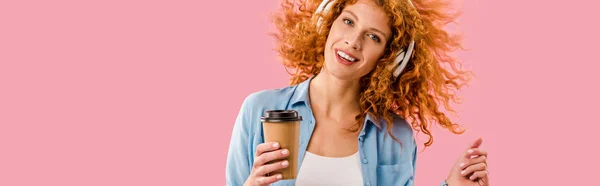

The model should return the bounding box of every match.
[226,77,446,186]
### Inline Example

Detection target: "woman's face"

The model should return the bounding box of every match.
[323,0,392,81]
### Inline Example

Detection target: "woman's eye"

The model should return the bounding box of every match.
[369,34,381,43]
[343,18,353,26]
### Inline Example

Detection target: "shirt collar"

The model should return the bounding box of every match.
[290,75,381,130]
[289,76,313,107]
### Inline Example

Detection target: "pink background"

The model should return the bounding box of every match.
[1,0,598,185]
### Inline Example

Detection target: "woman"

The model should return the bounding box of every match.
[226,0,489,185]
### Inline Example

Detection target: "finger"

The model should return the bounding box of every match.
[254,149,289,168]
[463,148,488,159]
[468,137,483,149]
[255,173,283,185]
[460,162,487,177]
[468,170,489,181]
[256,142,281,157]
[477,175,490,186]
[256,160,289,176]
[460,155,487,170]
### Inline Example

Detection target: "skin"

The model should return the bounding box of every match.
[244,0,489,185]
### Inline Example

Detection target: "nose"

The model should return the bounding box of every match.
[344,31,362,51]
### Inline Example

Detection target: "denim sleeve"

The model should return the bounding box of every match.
[405,140,418,186]
[440,180,449,186]
[225,97,254,186]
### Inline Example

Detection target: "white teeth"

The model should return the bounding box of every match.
[337,51,357,62]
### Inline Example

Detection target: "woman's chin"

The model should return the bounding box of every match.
[322,67,362,81]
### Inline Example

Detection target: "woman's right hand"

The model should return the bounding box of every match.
[244,142,290,186]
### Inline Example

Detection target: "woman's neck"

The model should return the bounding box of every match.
[309,73,362,119]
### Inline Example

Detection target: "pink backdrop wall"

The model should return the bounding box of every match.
[1,0,598,185]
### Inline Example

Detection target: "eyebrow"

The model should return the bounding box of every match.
[343,10,389,40]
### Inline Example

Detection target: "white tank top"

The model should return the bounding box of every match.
[294,151,364,186]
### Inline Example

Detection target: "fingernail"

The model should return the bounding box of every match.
[272,143,279,148]
[459,163,465,168]
[461,170,466,175]
[276,174,282,179]
[282,149,289,155]
[468,149,474,154]
[282,161,289,167]
[469,176,474,180]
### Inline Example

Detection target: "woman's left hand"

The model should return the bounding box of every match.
[445,137,489,186]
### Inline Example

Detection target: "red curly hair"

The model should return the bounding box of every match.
[269,0,472,147]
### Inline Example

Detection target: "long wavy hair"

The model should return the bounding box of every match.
[269,0,472,147]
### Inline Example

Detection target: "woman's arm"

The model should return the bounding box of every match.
[225,97,253,185]
[408,141,418,186]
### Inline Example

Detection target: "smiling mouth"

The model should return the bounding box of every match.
[336,50,358,62]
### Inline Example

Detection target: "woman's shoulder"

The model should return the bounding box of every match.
[374,114,414,137]
[241,85,298,108]
[371,113,416,146]
[234,85,300,132]
[370,114,418,166]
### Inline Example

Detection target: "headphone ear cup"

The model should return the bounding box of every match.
[392,40,416,78]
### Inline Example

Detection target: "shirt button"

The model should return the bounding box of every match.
[362,158,368,164]
[358,136,364,141]
[366,182,371,186]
